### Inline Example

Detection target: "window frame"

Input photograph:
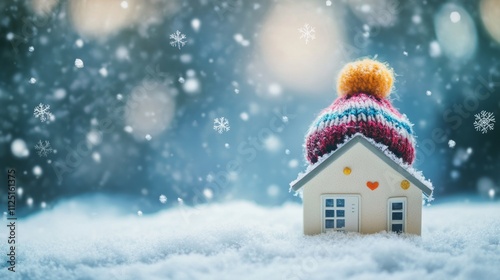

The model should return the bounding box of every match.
[387,197,407,233]
[321,194,360,233]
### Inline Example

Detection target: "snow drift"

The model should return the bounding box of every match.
[1,196,499,280]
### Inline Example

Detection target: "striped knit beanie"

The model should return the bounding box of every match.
[305,59,416,165]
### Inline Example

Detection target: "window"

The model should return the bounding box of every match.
[325,199,334,207]
[324,197,346,230]
[391,224,403,232]
[388,197,406,233]
[322,195,360,232]
[325,220,335,228]
[392,212,403,220]
[392,203,403,210]
[325,210,335,217]
[336,199,345,207]
[337,219,345,228]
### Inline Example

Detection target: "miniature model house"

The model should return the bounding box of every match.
[291,59,433,235]
[290,135,433,235]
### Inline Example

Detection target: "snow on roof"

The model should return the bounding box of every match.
[290,133,434,199]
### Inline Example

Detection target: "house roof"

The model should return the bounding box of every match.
[290,134,433,197]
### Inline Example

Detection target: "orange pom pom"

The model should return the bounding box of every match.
[337,59,394,99]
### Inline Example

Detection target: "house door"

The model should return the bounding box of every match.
[321,195,360,233]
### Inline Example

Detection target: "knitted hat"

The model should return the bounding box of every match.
[305,59,416,165]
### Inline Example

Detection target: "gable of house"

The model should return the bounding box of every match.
[290,135,433,197]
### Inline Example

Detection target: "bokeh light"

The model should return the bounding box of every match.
[480,0,500,44]
[69,0,178,39]
[256,1,345,93]
[434,3,477,62]
[124,81,176,139]
[348,0,399,27]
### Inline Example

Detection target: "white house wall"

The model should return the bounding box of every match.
[303,142,423,235]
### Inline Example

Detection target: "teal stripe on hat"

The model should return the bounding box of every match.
[314,106,413,135]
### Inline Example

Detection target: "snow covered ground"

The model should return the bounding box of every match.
[2,197,500,280]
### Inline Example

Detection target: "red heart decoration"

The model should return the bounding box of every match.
[366,181,379,190]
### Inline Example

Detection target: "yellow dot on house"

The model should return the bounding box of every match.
[401,180,410,190]
[343,167,351,175]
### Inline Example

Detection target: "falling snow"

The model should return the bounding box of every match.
[33,103,53,123]
[74,58,84,68]
[33,165,42,176]
[473,111,495,134]
[169,30,187,49]
[11,139,30,158]
[213,117,230,134]
[75,39,84,47]
[448,139,456,148]
[99,67,108,77]
[34,140,53,157]
[298,23,316,44]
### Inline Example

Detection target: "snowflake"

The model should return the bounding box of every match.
[473,110,495,134]
[170,30,187,49]
[298,23,316,44]
[213,117,230,134]
[33,103,53,123]
[34,140,53,157]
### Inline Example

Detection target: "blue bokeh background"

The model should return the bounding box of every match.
[1,0,499,216]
